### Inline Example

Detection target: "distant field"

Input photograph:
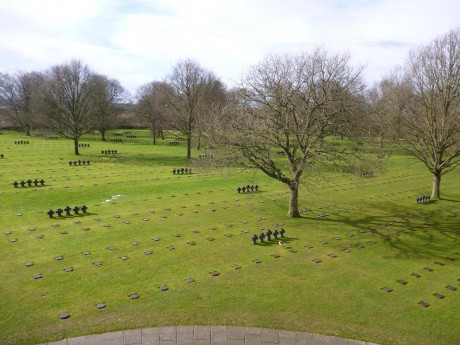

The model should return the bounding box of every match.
[0,129,459,345]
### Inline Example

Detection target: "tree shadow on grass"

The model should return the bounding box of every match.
[253,237,298,247]
[298,200,460,260]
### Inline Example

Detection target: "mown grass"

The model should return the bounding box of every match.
[0,130,459,345]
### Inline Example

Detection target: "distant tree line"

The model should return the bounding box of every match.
[1,27,459,211]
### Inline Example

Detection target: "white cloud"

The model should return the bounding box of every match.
[0,0,459,92]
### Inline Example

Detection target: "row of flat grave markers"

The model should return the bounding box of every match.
[252,228,286,244]
[417,195,431,204]
[47,205,88,218]
[68,160,90,166]
[172,168,192,174]
[237,185,259,193]
[169,141,180,145]
[101,150,118,154]
[14,140,30,144]
[13,179,45,187]
[78,143,90,147]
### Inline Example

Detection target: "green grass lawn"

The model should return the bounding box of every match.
[0,130,459,345]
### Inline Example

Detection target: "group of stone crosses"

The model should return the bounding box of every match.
[14,140,30,144]
[47,205,88,218]
[101,150,118,154]
[252,228,286,244]
[417,195,431,204]
[237,185,259,193]
[172,168,192,174]
[0,153,4,158]
[69,160,91,166]
[13,179,45,187]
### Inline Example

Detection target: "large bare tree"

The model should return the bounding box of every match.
[0,71,45,135]
[135,81,167,145]
[398,28,460,198]
[42,59,94,155]
[207,48,365,217]
[90,74,128,141]
[163,59,225,159]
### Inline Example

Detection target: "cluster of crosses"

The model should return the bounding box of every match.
[0,154,4,158]
[13,179,44,187]
[252,228,286,244]
[69,160,90,166]
[237,185,259,193]
[172,168,192,174]
[126,135,137,138]
[113,133,124,136]
[110,139,123,142]
[169,141,181,145]
[361,171,373,178]
[417,195,431,204]
[47,205,88,218]
[78,143,90,147]
[45,136,59,140]
[101,150,118,154]
[198,154,213,159]
[14,140,30,144]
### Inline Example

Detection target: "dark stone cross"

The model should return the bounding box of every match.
[259,233,266,242]
[237,187,241,193]
[273,230,279,239]
[39,179,45,185]
[13,181,19,188]
[47,209,55,218]
[280,228,286,237]
[64,206,72,216]
[33,179,39,186]
[266,229,273,241]
[26,179,32,186]
[20,180,26,187]
[56,208,64,217]
[73,206,80,214]
[251,234,258,244]
[81,205,88,213]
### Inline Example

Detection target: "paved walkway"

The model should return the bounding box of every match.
[38,326,379,345]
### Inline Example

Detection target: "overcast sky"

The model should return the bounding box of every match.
[1,0,459,94]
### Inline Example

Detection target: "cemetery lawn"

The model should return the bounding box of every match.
[0,130,459,345]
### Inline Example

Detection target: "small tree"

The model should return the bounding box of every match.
[207,48,365,217]
[0,71,45,135]
[163,59,225,159]
[398,28,460,198]
[90,74,128,141]
[42,59,94,155]
[135,81,167,145]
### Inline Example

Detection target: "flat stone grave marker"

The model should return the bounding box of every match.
[433,293,445,299]
[233,265,242,270]
[54,256,64,261]
[167,246,175,250]
[59,313,71,320]
[210,271,220,276]
[328,254,337,258]
[187,241,196,246]
[96,303,107,309]
[185,278,194,283]
[446,285,457,291]
[424,267,434,272]
[446,257,456,261]
[382,287,393,292]
[144,251,153,255]
[131,242,139,246]
[321,241,328,245]
[357,244,365,248]
[397,280,408,285]
[419,301,430,308]
[60,231,67,235]
[33,274,43,279]
[129,294,139,299]
[107,247,115,250]
[64,267,73,272]
[9,239,18,242]
[207,238,215,241]
[35,235,43,239]
[305,245,313,249]
[153,238,161,241]
[83,251,91,255]
[312,259,321,263]
[4,231,12,235]
[411,273,421,278]
[25,262,34,267]
[93,262,102,266]
[225,233,232,237]
[253,259,261,264]
[120,256,128,260]
[271,254,280,258]
[159,285,169,291]
[435,262,445,266]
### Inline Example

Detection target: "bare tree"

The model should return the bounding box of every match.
[0,71,45,135]
[42,59,94,155]
[90,74,128,141]
[163,59,225,159]
[397,28,460,198]
[207,48,365,217]
[135,81,167,145]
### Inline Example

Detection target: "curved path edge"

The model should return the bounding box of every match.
[37,326,380,345]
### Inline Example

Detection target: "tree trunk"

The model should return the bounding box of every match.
[159,128,165,140]
[196,133,201,150]
[431,173,441,199]
[151,120,156,145]
[101,129,106,141]
[74,136,80,155]
[187,135,192,159]
[25,126,31,136]
[288,183,301,218]
[379,133,383,148]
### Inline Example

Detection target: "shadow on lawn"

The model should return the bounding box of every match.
[299,199,460,260]
[254,237,299,247]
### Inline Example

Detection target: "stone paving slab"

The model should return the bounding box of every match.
[35,326,380,345]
